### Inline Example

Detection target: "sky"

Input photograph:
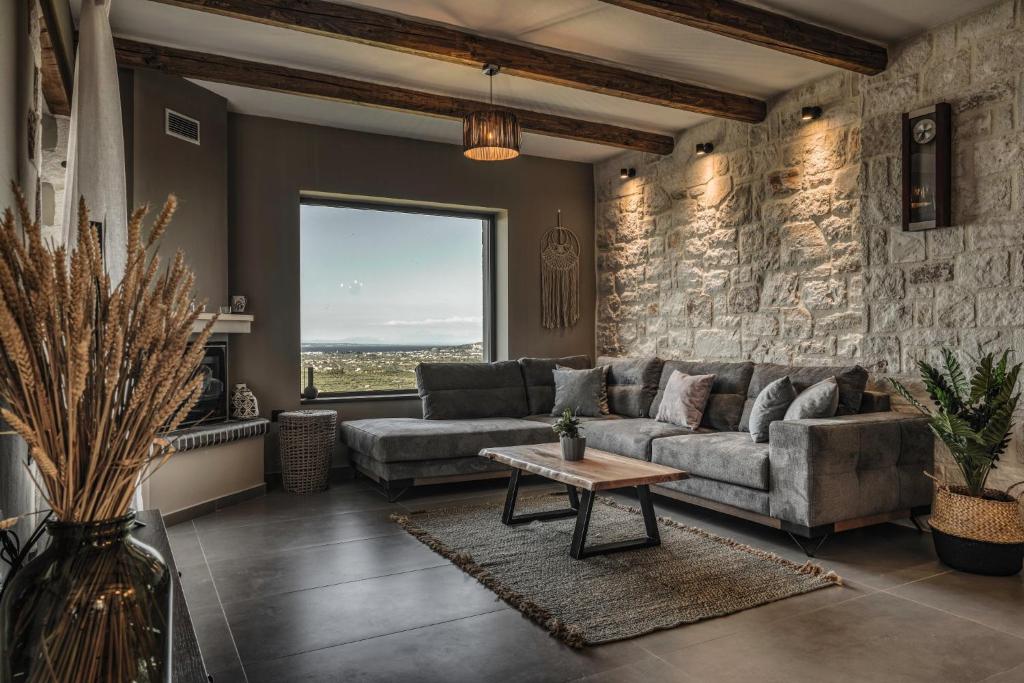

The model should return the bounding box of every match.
[300,204,485,345]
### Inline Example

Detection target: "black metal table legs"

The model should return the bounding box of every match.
[501,469,579,524]
[500,470,661,560]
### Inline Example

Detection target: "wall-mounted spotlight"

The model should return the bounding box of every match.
[801,106,823,121]
[695,142,714,156]
[620,167,636,179]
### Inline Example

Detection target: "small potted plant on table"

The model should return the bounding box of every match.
[890,349,1024,576]
[552,409,586,461]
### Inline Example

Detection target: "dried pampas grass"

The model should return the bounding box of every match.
[0,184,213,522]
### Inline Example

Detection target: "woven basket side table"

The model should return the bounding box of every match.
[279,410,337,494]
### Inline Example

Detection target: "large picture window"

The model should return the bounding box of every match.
[300,200,494,397]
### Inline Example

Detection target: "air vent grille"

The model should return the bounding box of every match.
[165,109,200,145]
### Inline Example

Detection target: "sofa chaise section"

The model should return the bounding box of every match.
[342,417,556,496]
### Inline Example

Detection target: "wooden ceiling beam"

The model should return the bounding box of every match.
[146,0,766,123]
[113,39,675,155]
[599,0,887,75]
[39,0,75,116]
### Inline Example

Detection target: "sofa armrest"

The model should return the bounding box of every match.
[859,390,891,413]
[768,412,933,530]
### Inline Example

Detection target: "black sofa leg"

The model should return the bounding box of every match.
[368,476,413,503]
[786,532,830,558]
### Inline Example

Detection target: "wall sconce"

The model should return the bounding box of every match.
[801,106,823,121]
[620,167,636,179]
[695,142,714,156]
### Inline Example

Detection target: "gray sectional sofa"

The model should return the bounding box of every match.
[341,355,934,548]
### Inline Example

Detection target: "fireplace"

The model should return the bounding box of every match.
[181,340,228,427]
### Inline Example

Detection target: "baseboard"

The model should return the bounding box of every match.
[161,483,266,526]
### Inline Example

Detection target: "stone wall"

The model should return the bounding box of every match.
[595,0,1024,487]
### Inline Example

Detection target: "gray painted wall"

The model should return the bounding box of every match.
[227,115,596,468]
[124,69,228,307]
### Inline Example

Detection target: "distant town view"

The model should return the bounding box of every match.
[300,202,487,394]
[301,342,485,393]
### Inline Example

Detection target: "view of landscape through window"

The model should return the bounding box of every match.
[300,203,486,394]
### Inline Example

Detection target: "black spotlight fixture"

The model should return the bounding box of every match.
[695,142,714,156]
[620,167,636,179]
[801,106,823,121]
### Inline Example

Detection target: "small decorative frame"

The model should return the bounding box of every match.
[902,102,952,231]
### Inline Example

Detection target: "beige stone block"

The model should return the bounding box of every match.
[800,276,847,311]
[870,302,913,332]
[782,307,813,339]
[936,285,977,327]
[761,272,801,308]
[816,311,864,335]
[957,250,1011,288]
[977,289,1024,326]
[890,229,926,263]
[926,227,964,259]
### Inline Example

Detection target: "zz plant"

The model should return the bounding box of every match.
[551,408,582,440]
[889,348,1021,498]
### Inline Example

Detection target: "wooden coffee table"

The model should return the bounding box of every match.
[478,443,688,560]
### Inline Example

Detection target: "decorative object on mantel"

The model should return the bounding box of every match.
[231,383,260,420]
[902,102,951,231]
[463,64,520,161]
[540,210,580,329]
[302,366,320,400]
[889,348,1024,575]
[0,187,214,681]
[231,294,247,313]
[279,410,337,494]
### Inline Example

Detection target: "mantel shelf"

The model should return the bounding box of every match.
[192,313,253,334]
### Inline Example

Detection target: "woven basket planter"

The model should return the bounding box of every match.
[929,484,1024,576]
[279,410,337,494]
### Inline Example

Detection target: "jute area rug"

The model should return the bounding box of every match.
[392,492,841,647]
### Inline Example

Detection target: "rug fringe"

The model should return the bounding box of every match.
[390,512,588,648]
[594,496,843,586]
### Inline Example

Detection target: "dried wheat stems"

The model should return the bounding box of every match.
[0,183,213,523]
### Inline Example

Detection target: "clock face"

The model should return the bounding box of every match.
[913,118,937,144]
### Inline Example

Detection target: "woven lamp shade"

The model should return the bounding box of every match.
[463,109,520,161]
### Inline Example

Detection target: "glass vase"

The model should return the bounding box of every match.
[0,512,172,682]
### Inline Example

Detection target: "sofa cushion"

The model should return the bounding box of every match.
[741,363,868,430]
[649,360,754,431]
[652,432,770,491]
[748,376,798,443]
[655,371,716,429]
[597,356,663,417]
[518,355,591,414]
[784,377,839,420]
[522,414,624,425]
[416,361,529,419]
[342,417,554,463]
[552,366,607,417]
[580,418,698,460]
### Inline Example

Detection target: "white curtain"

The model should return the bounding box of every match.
[61,0,142,511]
[61,0,127,284]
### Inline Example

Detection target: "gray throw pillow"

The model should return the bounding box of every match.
[552,366,607,417]
[748,376,797,443]
[558,364,608,414]
[655,371,715,429]
[784,377,839,420]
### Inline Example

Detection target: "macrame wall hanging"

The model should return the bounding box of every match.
[540,211,580,329]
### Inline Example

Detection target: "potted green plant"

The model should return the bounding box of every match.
[552,409,586,461]
[889,349,1024,576]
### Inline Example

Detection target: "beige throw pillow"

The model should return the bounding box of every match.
[655,371,716,429]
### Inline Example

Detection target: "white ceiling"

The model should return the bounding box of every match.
[98,0,1000,162]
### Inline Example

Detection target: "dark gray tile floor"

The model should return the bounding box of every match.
[167,477,1024,683]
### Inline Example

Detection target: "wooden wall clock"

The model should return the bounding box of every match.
[902,102,952,231]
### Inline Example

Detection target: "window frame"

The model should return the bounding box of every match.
[299,197,497,399]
